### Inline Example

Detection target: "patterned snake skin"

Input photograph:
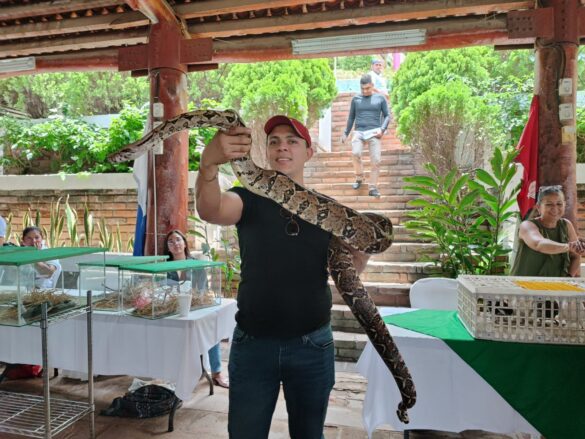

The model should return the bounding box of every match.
[109,109,416,422]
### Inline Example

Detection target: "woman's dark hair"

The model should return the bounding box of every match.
[22,226,43,240]
[536,185,564,204]
[163,229,191,260]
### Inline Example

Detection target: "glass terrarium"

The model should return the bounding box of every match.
[78,255,168,313]
[0,247,106,326]
[121,259,224,319]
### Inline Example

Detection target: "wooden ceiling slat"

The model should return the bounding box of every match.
[188,0,533,38]
[0,0,542,71]
[0,0,126,21]
[0,48,119,78]
[211,15,509,61]
[175,0,316,19]
[0,11,148,42]
[0,29,147,58]
[176,0,532,20]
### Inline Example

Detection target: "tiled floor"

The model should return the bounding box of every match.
[0,362,536,439]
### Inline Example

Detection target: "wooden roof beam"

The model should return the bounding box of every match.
[211,15,513,62]
[0,29,147,58]
[0,11,148,42]
[0,48,119,78]
[188,0,533,38]
[125,0,191,39]
[175,1,316,19]
[125,0,177,24]
[177,0,532,20]
[0,0,125,21]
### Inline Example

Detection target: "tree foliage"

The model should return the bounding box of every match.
[222,59,336,166]
[391,47,498,121]
[335,55,373,72]
[399,81,499,175]
[188,65,232,107]
[0,115,102,173]
[222,59,336,128]
[392,47,539,170]
[0,104,216,174]
[0,72,149,118]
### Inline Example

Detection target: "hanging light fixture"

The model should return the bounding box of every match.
[0,57,36,74]
[291,29,426,55]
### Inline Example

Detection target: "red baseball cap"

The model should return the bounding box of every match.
[264,115,312,148]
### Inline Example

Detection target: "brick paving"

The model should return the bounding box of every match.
[0,360,537,439]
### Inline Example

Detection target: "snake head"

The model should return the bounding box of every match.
[223,109,246,128]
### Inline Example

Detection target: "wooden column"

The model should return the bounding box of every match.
[535,0,579,225]
[144,19,189,255]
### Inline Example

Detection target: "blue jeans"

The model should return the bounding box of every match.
[228,324,335,439]
[209,343,221,374]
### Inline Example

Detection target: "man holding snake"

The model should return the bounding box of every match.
[195,115,369,439]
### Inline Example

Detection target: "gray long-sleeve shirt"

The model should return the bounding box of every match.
[344,93,391,135]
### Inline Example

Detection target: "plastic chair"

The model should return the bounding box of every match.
[409,277,458,311]
[404,277,459,439]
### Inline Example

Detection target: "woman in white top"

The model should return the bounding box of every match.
[21,226,61,288]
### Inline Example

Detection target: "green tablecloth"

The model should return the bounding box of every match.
[383,310,585,439]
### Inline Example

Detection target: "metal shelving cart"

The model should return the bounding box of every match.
[0,294,95,438]
[0,247,105,439]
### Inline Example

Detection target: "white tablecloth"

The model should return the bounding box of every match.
[0,299,237,401]
[356,307,540,438]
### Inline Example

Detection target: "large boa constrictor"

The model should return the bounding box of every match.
[109,109,416,422]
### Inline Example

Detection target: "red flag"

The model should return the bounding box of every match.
[515,95,539,219]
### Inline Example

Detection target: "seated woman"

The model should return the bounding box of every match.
[511,185,584,277]
[0,227,61,382]
[164,229,229,389]
[21,226,61,288]
[0,215,6,246]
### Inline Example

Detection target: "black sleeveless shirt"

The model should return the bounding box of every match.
[229,187,332,337]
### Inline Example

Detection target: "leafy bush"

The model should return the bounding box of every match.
[577,108,585,163]
[222,59,337,128]
[403,146,519,277]
[334,55,373,73]
[0,115,103,174]
[0,106,213,174]
[92,106,148,173]
[399,81,499,175]
[391,47,497,122]
[0,72,149,118]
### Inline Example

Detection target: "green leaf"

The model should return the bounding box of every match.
[475,169,498,187]
[403,175,438,187]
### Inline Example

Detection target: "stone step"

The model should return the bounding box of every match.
[393,225,430,241]
[371,242,439,262]
[320,193,411,205]
[331,304,365,334]
[343,209,414,225]
[305,171,413,184]
[333,330,368,362]
[305,180,410,189]
[315,149,410,160]
[330,280,412,307]
[358,261,437,283]
[314,185,418,197]
[310,155,415,166]
[306,162,416,172]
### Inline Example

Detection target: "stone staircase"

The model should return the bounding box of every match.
[304,136,437,362]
